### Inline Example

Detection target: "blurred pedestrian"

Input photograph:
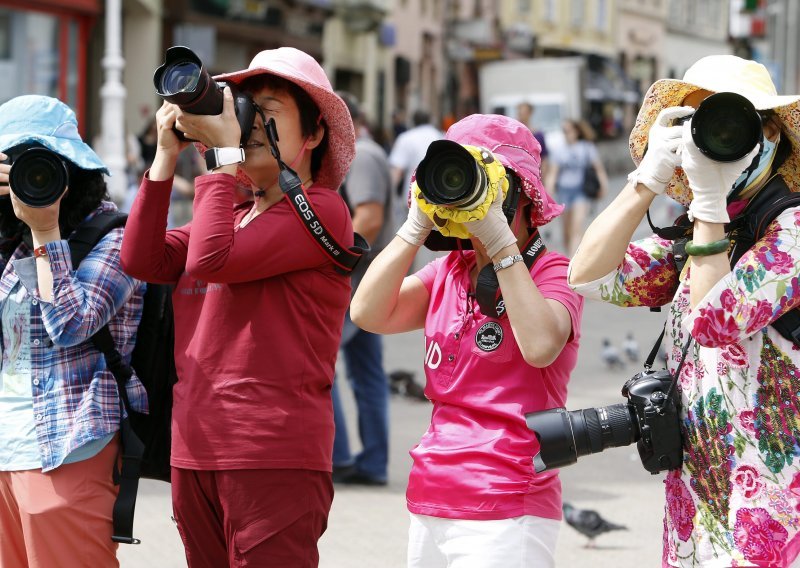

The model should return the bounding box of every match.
[124,117,201,228]
[389,110,442,209]
[120,47,356,567]
[545,119,609,255]
[351,114,582,568]
[331,91,393,486]
[569,54,800,567]
[516,101,550,180]
[0,95,146,568]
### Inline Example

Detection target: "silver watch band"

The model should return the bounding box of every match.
[493,254,524,273]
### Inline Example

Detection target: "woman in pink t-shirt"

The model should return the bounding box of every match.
[351,114,583,568]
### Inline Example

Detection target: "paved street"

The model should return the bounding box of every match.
[119,173,682,567]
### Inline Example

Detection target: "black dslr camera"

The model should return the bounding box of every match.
[525,368,683,475]
[674,91,763,163]
[153,46,257,147]
[2,145,69,208]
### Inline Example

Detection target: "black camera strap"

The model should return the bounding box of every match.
[475,228,546,318]
[644,324,693,414]
[260,115,369,275]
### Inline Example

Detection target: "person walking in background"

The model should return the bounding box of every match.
[569,54,800,567]
[120,47,356,567]
[331,91,393,486]
[516,102,550,181]
[0,95,146,568]
[388,110,442,215]
[545,119,609,255]
[351,114,582,568]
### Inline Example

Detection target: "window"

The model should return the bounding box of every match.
[596,0,607,30]
[543,0,556,22]
[518,0,531,14]
[571,0,584,27]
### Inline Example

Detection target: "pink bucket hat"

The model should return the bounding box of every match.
[214,47,356,190]
[630,55,800,206]
[445,114,563,226]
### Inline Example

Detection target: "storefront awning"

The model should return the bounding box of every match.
[21,0,101,15]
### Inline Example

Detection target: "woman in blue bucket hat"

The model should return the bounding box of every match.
[0,95,146,568]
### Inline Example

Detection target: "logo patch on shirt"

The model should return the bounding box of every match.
[475,322,503,352]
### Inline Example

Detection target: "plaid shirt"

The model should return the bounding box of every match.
[0,202,146,471]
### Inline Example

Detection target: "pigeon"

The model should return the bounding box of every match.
[601,338,625,370]
[562,502,627,548]
[622,332,640,363]
[388,370,428,402]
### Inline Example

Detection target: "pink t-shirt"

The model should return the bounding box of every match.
[408,250,583,521]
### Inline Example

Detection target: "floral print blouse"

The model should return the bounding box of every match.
[571,206,800,567]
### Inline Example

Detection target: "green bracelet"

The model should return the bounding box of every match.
[684,238,731,257]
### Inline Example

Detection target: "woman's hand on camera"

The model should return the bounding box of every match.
[9,189,61,234]
[175,86,241,149]
[0,153,10,196]
[396,189,434,247]
[154,101,190,157]
[628,106,693,195]
[463,185,516,259]
[682,121,760,224]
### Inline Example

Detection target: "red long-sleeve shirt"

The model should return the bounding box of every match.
[121,172,352,471]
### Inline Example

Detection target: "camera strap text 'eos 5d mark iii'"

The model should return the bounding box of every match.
[261,115,368,275]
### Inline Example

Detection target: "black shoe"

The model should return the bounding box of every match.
[337,470,388,486]
[332,464,356,483]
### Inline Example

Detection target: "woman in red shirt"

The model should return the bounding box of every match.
[121,48,355,567]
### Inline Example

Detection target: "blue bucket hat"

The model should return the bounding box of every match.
[0,95,109,174]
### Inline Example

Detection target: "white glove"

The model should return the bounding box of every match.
[463,187,516,259]
[682,121,761,224]
[628,106,694,194]
[396,192,434,247]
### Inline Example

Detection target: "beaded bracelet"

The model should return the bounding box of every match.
[684,238,731,257]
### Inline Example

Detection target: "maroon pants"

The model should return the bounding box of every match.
[171,468,333,568]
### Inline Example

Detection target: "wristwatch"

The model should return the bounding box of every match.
[493,254,524,272]
[204,147,245,171]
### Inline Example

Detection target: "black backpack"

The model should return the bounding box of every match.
[67,210,176,544]
[656,175,800,345]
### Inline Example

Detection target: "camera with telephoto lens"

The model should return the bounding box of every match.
[674,91,763,163]
[2,145,69,208]
[525,368,683,475]
[415,140,495,211]
[154,46,257,147]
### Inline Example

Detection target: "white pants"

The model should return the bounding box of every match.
[407,512,560,568]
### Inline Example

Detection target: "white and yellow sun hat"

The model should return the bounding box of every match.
[629,55,800,205]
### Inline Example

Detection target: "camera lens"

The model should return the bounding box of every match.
[153,46,223,116]
[691,92,763,162]
[416,140,488,210]
[159,61,201,96]
[526,403,637,473]
[9,148,69,208]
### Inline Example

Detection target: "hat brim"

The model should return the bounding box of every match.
[629,78,800,206]
[0,134,109,175]
[214,68,355,190]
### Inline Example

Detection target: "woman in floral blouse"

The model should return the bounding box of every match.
[569,55,800,567]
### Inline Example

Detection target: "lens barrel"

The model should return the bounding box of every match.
[690,92,763,163]
[526,403,637,473]
[154,46,223,116]
[8,148,69,208]
[416,140,489,211]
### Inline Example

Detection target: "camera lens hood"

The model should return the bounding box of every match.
[691,92,762,163]
[9,147,69,208]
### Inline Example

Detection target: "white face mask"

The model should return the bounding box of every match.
[731,133,780,196]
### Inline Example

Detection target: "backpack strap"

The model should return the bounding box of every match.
[727,176,800,345]
[66,210,146,544]
[67,210,127,266]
